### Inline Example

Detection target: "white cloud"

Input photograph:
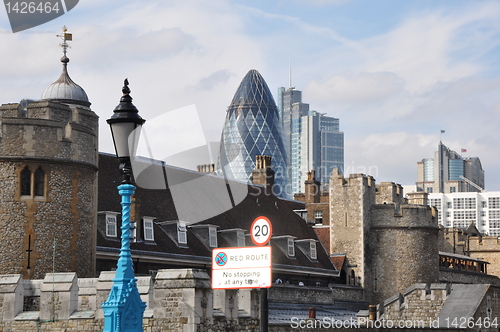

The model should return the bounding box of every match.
[306,72,404,104]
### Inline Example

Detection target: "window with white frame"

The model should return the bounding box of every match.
[209,227,218,247]
[287,238,295,257]
[106,213,118,237]
[310,241,317,260]
[178,224,187,244]
[314,210,323,223]
[143,217,154,241]
[237,231,246,247]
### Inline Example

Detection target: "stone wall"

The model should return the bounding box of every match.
[329,171,376,295]
[439,269,500,285]
[469,236,500,278]
[370,204,440,306]
[381,284,449,326]
[0,269,266,332]
[269,283,364,303]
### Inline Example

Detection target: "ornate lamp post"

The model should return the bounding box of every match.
[102,79,146,332]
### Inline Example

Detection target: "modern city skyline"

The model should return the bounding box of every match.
[2,2,500,191]
[278,86,344,194]
[417,142,485,194]
[216,69,289,196]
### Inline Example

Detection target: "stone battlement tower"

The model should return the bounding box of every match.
[329,169,439,305]
[0,28,98,279]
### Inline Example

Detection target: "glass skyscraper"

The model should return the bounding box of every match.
[216,69,289,196]
[278,87,344,194]
[416,142,485,193]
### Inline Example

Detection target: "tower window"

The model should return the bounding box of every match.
[34,167,44,196]
[21,167,31,196]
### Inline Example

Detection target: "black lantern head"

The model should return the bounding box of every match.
[107,79,146,183]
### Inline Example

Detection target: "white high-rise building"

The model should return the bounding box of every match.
[428,192,500,236]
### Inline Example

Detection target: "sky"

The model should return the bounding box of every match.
[1,0,500,191]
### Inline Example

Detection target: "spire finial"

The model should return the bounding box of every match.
[122,78,131,96]
[57,25,72,63]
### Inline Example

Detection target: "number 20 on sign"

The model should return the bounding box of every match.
[251,216,272,246]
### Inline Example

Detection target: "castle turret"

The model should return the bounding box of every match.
[0,27,98,279]
[329,170,439,305]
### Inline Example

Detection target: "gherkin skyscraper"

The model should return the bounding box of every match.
[217,69,289,197]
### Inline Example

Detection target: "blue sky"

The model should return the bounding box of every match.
[1,0,500,191]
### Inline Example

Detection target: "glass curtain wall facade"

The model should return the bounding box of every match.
[216,69,289,197]
[278,87,344,194]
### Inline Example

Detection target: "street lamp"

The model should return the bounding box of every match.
[102,79,146,332]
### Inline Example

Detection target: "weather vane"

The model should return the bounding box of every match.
[56,25,73,58]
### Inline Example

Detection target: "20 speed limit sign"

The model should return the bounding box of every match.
[250,216,272,246]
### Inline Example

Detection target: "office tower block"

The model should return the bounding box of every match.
[278,87,344,194]
[417,142,485,193]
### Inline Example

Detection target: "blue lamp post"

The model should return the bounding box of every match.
[102,79,146,332]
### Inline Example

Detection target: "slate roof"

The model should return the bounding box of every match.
[269,302,364,326]
[97,153,338,277]
[437,284,489,327]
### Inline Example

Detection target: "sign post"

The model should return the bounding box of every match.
[211,216,273,332]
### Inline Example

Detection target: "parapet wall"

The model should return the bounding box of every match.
[381,283,450,326]
[0,269,359,332]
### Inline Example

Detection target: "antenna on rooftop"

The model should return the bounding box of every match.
[288,57,294,89]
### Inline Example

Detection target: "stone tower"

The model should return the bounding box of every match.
[329,170,440,305]
[0,27,98,279]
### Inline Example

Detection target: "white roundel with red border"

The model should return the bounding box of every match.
[250,216,272,246]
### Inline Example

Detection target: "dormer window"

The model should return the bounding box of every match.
[178,223,187,244]
[209,227,218,248]
[143,217,155,241]
[310,241,317,260]
[295,239,318,261]
[106,213,118,237]
[237,231,246,247]
[188,224,218,249]
[287,238,295,257]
